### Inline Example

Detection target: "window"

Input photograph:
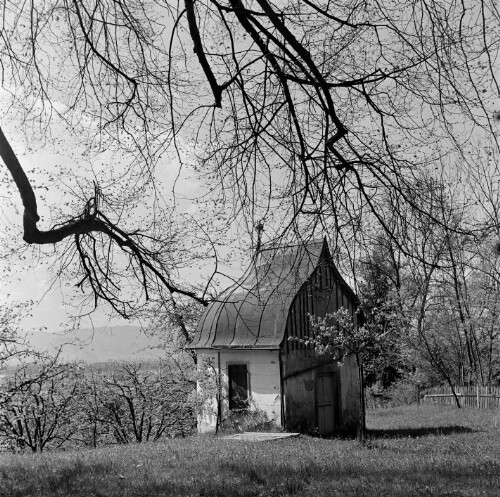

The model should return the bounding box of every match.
[228,364,249,410]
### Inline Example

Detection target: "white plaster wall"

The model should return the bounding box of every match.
[220,349,282,425]
[195,349,282,433]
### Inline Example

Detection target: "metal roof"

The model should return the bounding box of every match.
[190,239,353,350]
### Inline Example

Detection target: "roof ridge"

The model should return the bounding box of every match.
[258,238,325,253]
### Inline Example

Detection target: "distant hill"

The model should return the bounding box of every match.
[27,325,165,363]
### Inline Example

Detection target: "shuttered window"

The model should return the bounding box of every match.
[228,364,249,410]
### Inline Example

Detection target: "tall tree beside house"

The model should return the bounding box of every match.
[0,0,497,321]
[357,177,500,399]
[466,247,500,386]
[357,236,407,390]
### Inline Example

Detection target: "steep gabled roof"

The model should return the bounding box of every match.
[190,239,351,350]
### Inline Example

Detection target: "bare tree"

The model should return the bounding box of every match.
[0,359,83,452]
[82,362,195,444]
[0,0,498,315]
[358,171,500,403]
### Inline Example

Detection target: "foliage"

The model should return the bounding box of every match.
[305,307,396,362]
[304,303,407,440]
[357,242,409,388]
[220,405,278,433]
[366,372,422,408]
[0,405,499,496]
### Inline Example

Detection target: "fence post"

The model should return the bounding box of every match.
[476,385,480,409]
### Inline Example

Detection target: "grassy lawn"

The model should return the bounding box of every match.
[1,404,499,496]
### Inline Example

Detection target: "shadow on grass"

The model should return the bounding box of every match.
[0,459,115,497]
[368,425,477,439]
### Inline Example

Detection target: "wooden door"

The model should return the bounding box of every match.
[316,373,337,435]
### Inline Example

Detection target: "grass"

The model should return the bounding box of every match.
[1,404,499,496]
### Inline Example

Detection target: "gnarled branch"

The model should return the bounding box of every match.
[0,126,208,316]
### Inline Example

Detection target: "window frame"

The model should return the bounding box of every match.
[227,363,250,411]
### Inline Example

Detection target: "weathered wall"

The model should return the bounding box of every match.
[338,353,360,434]
[283,368,316,433]
[279,246,361,436]
[282,350,330,433]
[282,350,360,435]
[195,349,282,433]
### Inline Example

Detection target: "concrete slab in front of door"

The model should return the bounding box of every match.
[221,432,300,442]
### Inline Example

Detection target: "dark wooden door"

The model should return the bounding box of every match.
[316,373,337,435]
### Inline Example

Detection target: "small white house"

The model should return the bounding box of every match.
[188,239,361,435]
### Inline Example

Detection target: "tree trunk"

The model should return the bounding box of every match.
[444,376,462,408]
[355,353,366,443]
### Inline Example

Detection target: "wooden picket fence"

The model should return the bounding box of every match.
[423,385,500,409]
